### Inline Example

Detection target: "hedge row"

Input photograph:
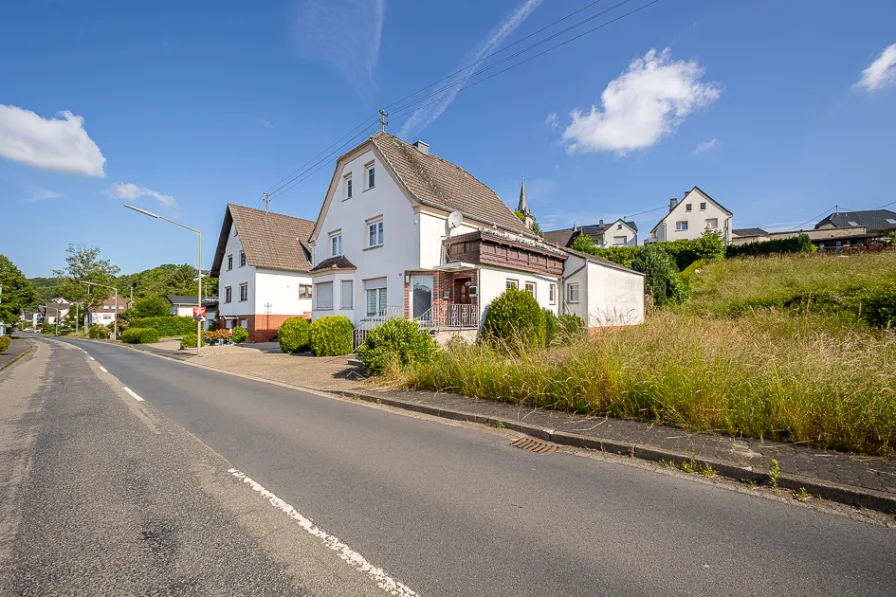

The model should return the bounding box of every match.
[725,234,815,258]
[571,230,725,272]
[122,328,160,344]
[128,316,196,337]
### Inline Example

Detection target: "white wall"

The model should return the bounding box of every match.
[585,263,645,326]
[599,220,638,247]
[653,188,731,243]
[478,266,560,318]
[89,311,116,326]
[419,211,479,268]
[255,268,312,316]
[218,222,256,317]
[561,254,589,321]
[311,271,357,322]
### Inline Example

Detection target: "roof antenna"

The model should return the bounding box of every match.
[378,108,389,132]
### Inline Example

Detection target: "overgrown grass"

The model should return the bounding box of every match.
[390,311,896,455]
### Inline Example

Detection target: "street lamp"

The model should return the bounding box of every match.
[45,305,61,336]
[124,204,203,356]
[82,281,120,339]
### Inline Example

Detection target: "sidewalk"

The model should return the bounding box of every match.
[130,340,896,512]
[0,337,33,372]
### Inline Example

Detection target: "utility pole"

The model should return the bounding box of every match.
[263,192,270,212]
[378,108,389,132]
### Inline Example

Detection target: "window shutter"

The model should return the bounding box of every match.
[366,289,376,315]
[316,282,333,309]
[341,280,353,309]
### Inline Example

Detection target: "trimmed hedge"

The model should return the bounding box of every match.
[232,326,249,344]
[180,331,198,350]
[572,230,725,272]
[309,315,354,356]
[278,317,310,353]
[122,327,160,344]
[726,234,816,258]
[482,287,546,348]
[0,336,10,354]
[128,316,196,337]
[358,317,440,375]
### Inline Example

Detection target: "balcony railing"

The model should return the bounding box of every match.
[418,303,479,329]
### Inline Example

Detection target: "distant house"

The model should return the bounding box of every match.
[87,295,129,328]
[543,219,638,249]
[649,187,732,244]
[165,294,219,331]
[815,209,896,235]
[731,227,769,245]
[210,204,315,342]
[38,298,71,325]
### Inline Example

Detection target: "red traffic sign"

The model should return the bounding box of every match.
[192,306,207,317]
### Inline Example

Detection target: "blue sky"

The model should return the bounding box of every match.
[1,0,894,277]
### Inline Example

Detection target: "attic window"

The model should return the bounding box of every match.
[887,219,896,225]
[848,221,859,226]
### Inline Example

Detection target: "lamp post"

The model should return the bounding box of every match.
[46,306,61,336]
[124,204,202,356]
[83,281,120,339]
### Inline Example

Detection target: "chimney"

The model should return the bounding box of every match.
[412,140,429,154]
[599,219,604,226]
[669,197,678,213]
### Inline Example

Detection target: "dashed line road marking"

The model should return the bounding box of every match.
[228,468,419,597]
[98,366,108,373]
[88,356,95,361]
[122,387,144,402]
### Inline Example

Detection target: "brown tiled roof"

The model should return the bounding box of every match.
[211,204,314,276]
[309,255,357,273]
[371,132,528,234]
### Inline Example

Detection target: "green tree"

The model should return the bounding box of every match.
[570,233,599,255]
[631,246,689,308]
[514,210,543,235]
[132,294,171,318]
[53,244,120,309]
[0,255,37,326]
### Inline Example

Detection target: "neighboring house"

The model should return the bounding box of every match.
[733,226,880,250]
[649,187,732,244]
[730,227,769,245]
[307,131,645,342]
[38,298,71,325]
[87,295,129,328]
[563,249,645,327]
[165,294,219,331]
[815,209,896,235]
[210,204,315,342]
[544,219,639,249]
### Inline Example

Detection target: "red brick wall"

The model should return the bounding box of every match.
[222,312,310,343]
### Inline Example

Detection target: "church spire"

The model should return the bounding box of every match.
[517,174,530,216]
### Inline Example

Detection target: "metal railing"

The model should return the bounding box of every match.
[418,303,479,329]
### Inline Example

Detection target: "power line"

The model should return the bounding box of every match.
[791,205,838,231]
[624,204,668,219]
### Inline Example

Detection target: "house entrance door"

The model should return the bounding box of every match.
[455,278,472,304]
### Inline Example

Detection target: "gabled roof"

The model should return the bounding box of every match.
[650,186,732,234]
[542,228,581,248]
[370,132,528,234]
[732,227,768,237]
[309,255,357,274]
[563,247,645,276]
[210,204,315,276]
[815,209,896,232]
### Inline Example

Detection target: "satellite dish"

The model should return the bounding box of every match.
[447,210,463,230]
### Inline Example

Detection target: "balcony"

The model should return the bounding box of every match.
[418,303,479,329]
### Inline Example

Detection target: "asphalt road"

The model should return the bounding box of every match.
[1,336,895,597]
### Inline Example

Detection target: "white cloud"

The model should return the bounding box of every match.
[691,138,718,155]
[292,0,386,98]
[107,182,178,209]
[399,0,542,138]
[25,188,63,203]
[0,105,106,177]
[854,43,896,92]
[257,118,274,129]
[560,48,721,155]
[544,112,559,129]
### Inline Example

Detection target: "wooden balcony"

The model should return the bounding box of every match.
[444,230,567,277]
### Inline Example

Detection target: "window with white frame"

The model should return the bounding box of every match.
[524,281,536,298]
[329,231,342,256]
[365,278,387,316]
[506,279,519,290]
[227,254,233,270]
[705,218,718,230]
[240,283,248,301]
[676,221,689,231]
[567,282,580,303]
[225,286,232,303]
[367,217,383,248]
[614,236,626,245]
[340,280,353,309]
[316,282,333,310]
[299,284,312,300]
[549,284,556,305]
[700,202,707,211]
[344,174,353,200]
[239,250,246,267]
[365,162,375,189]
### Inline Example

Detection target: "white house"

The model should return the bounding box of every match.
[87,294,128,328]
[39,298,71,325]
[210,204,315,342]
[562,249,645,327]
[166,295,219,331]
[544,218,639,249]
[648,187,732,244]
[307,132,645,342]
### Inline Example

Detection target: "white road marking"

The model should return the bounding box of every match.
[228,468,419,597]
[122,387,145,402]
[98,366,107,373]
[89,356,95,361]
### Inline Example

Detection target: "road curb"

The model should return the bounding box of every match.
[0,339,34,374]
[57,336,896,514]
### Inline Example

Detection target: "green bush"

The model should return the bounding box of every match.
[482,286,547,348]
[132,294,171,318]
[573,230,724,272]
[357,317,440,375]
[856,283,896,328]
[180,331,198,350]
[0,336,10,354]
[87,324,108,339]
[632,245,690,308]
[278,317,310,353]
[232,326,249,344]
[309,315,354,356]
[122,327,160,344]
[128,316,196,337]
[557,314,586,341]
[726,233,817,258]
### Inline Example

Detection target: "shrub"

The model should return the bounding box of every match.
[87,324,108,339]
[278,317,310,353]
[122,327,160,344]
[557,314,586,341]
[309,315,354,356]
[482,286,546,348]
[632,245,690,307]
[128,316,196,337]
[726,233,817,258]
[0,336,10,354]
[857,283,896,328]
[181,331,198,350]
[232,326,249,344]
[357,317,440,375]
[132,294,171,318]
[544,309,559,346]
[661,230,725,271]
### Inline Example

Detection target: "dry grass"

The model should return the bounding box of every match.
[392,311,896,455]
